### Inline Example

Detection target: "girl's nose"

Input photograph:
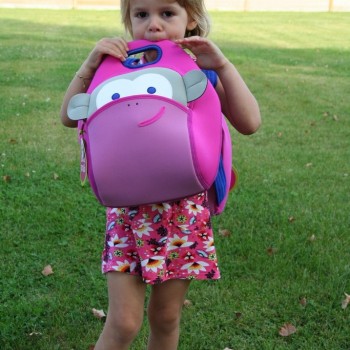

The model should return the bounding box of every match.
[148,16,162,32]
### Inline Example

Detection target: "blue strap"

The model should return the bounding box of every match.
[214,156,227,205]
[204,70,224,205]
[202,69,218,87]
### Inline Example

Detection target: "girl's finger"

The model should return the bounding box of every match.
[95,38,129,60]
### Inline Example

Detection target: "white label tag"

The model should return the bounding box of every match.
[80,138,87,186]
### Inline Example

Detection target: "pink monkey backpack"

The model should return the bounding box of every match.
[68,40,236,214]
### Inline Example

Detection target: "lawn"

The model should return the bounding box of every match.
[0,9,349,350]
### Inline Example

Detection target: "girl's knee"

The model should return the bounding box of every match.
[106,311,143,343]
[147,305,182,332]
[120,318,142,339]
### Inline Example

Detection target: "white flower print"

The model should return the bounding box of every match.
[185,201,204,216]
[168,234,194,250]
[151,203,171,213]
[141,256,165,272]
[110,208,126,215]
[177,224,191,235]
[133,219,153,238]
[204,237,215,252]
[109,208,118,215]
[108,234,129,248]
[181,261,209,275]
[112,260,136,273]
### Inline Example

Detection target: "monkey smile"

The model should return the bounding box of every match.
[138,106,166,127]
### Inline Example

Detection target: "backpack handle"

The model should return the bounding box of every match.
[123,44,163,69]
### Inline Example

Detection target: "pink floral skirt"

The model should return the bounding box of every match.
[102,192,220,284]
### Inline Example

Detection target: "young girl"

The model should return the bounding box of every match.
[60,0,261,349]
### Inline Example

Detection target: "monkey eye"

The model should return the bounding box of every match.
[135,73,172,99]
[95,73,173,109]
[147,87,156,94]
[96,79,133,108]
[111,93,121,100]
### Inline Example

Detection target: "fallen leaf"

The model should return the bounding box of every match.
[42,265,54,276]
[299,297,307,307]
[3,175,11,182]
[219,229,231,237]
[308,234,316,242]
[305,163,313,167]
[29,331,42,336]
[24,172,31,177]
[234,311,242,319]
[279,323,297,337]
[277,132,283,137]
[267,247,277,256]
[333,115,339,121]
[183,299,192,308]
[288,216,295,222]
[53,173,59,180]
[92,308,106,319]
[341,293,350,309]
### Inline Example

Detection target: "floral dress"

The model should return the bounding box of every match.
[102,191,220,284]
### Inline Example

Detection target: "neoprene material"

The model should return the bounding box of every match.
[68,40,235,213]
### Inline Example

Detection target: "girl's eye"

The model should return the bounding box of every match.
[111,93,120,100]
[147,87,156,94]
[163,11,174,17]
[136,11,148,18]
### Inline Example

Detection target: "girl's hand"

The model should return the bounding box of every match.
[80,37,129,77]
[175,37,228,70]
[176,37,261,135]
[60,37,129,127]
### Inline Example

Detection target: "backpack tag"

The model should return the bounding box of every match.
[80,137,87,186]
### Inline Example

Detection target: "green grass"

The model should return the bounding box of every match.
[1,9,349,350]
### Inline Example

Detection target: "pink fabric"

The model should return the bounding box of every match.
[82,40,224,207]
[102,192,220,284]
[85,96,204,207]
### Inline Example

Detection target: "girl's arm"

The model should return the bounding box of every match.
[175,37,261,135]
[60,38,129,128]
[215,62,261,135]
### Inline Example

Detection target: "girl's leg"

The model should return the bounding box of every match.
[147,279,191,350]
[95,272,147,350]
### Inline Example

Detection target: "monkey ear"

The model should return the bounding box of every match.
[67,93,91,120]
[183,70,208,102]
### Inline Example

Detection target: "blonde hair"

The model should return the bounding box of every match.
[121,0,211,38]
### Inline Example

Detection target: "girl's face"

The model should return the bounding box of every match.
[129,0,197,42]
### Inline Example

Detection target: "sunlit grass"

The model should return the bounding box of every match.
[1,9,349,350]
